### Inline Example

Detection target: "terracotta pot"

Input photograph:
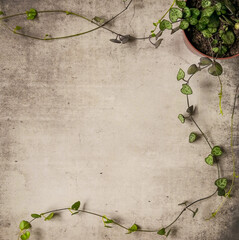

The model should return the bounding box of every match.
[183,31,239,60]
[182,0,239,60]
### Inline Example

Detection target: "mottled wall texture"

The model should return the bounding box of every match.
[0,1,238,240]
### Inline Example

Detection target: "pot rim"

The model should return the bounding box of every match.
[183,30,239,60]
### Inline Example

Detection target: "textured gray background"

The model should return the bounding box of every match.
[0,0,238,240]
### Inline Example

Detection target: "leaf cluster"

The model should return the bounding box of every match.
[152,0,239,55]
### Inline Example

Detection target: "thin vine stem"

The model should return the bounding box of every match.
[26,188,217,236]
[186,65,213,150]
[164,190,217,230]
[185,65,222,178]
[0,0,150,41]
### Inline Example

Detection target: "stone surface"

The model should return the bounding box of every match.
[0,1,238,240]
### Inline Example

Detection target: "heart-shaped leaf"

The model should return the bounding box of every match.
[211,146,222,156]
[202,0,212,8]
[217,187,225,196]
[181,84,193,95]
[215,178,227,189]
[160,20,172,31]
[169,8,183,23]
[71,201,81,211]
[199,57,212,66]
[176,0,186,9]
[20,231,30,240]
[221,31,235,45]
[180,20,190,29]
[26,8,37,20]
[187,64,198,74]
[178,114,185,123]
[44,212,54,221]
[208,62,223,76]
[127,224,138,233]
[189,132,197,143]
[31,214,41,219]
[19,221,31,230]
[157,228,166,235]
[201,6,215,17]
[205,154,214,166]
[177,68,185,80]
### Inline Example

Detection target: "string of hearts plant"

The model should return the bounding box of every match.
[0,0,238,239]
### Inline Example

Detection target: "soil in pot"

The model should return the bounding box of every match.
[185,0,239,57]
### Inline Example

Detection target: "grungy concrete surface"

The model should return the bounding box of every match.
[0,1,238,240]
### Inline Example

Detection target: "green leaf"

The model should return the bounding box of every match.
[211,146,223,156]
[189,17,198,25]
[44,212,54,221]
[201,6,215,17]
[215,178,227,189]
[218,45,228,55]
[179,20,189,30]
[199,57,212,66]
[215,3,222,11]
[196,23,207,31]
[191,8,200,17]
[0,11,4,15]
[26,8,37,20]
[20,231,30,240]
[14,26,22,31]
[177,68,185,80]
[212,47,219,53]
[178,114,185,123]
[93,16,105,24]
[159,20,172,31]
[208,62,223,76]
[127,224,138,233]
[217,187,225,196]
[187,64,198,74]
[19,221,31,230]
[205,154,214,166]
[208,27,217,34]
[183,7,191,18]
[102,216,114,227]
[199,16,210,25]
[189,132,197,143]
[211,39,218,46]
[221,31,235,45]
[181,84,193,95]
[71,201,81,210]
[31,214,41,219]
[169,8,183,23]
[176,0,186,9]
[193,208,198,218]
[202,0,211,8]
[201,29,212,38]
[157,228,166,235]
